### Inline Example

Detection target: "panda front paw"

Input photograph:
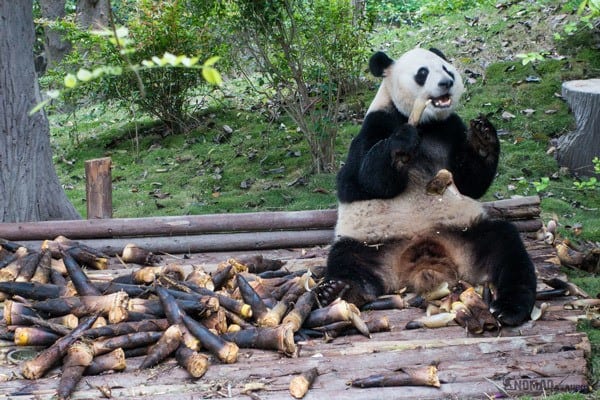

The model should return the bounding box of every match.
[468,114,499,159]
[489,298,532,326]
[314,279,350,306]
[389,124,420,169]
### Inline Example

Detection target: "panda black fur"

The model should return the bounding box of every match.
[319,48,536,326]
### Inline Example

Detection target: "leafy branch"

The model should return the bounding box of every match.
[31,27,221,115]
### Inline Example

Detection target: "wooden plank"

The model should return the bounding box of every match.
[0,333,589,399]
[85,157,112,219]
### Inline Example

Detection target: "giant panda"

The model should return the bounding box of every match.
[317,47,537,326]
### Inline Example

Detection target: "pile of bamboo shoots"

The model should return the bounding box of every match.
[403,281,499,333]
[3,235,591,399]
[0,237,392,399]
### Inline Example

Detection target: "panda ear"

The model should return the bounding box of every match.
[369,51,394,77]
[429,48,449,62]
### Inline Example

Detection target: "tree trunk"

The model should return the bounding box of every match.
[0,1,81,222]
[557,79,600,176]
[76,0,110,29]
[39,0,71,69]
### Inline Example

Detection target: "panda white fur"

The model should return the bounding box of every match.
[317,47,536,326]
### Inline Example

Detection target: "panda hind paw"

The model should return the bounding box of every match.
[314,279,350,307]
[489,300,531,327]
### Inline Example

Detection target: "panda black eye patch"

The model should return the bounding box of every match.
[443,65,455,80]
[415,67,429,86]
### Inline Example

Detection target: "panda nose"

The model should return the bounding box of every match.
[438,79,454,89]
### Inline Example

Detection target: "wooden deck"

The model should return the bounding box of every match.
[0,238,592,399]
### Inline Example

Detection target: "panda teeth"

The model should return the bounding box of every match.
[431,96,452,108]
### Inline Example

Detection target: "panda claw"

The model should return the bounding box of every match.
[315,279,349,306]
[490,300,530,326]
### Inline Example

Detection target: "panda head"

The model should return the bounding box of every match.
[368,48,464,123]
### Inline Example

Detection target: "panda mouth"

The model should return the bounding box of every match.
[430,95,452,108]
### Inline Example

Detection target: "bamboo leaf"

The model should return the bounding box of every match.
[64,74,77,88]
[76,69,93,82]
[203,56,220,67]
[202,67,222,86]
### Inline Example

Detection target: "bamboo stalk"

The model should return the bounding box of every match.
[181,314,239,364]
[350,365,440,388]
[289,367,319,399]
[91,331,163,355]
[21,314,98,380]
[84,348,126,376]
[175,344,209,378]
[236,274,269,324]
[121,243,161,265]
[282,291,316,332]
[30,249,51,284]
[14,327,61,346]
[221,324,297,356]
[58,341,95,400]
[14,251,43,282]
[30,293,129,323]
[62,250,101,296]
[0,281,70,300]
[20,314,72,336]
[83,319,170,339]
[139,325,182,369]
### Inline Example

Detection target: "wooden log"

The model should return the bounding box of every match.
[85,157,113,219]
[0,196,540,241]
[557,79,600,176]
[17,230,335,256]
[0,209,338,241]
[482,196,541,220]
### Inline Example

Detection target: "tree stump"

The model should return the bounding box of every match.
[557,79,600,176]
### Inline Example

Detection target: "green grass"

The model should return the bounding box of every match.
[47,1,600,396]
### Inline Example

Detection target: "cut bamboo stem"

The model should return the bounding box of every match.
[84,348,126,376]
[350,365,441,388]
[221,324,297,357]
[175,344,209,378]
[181,314,239,364]
[139,325,182,369]
[21,314,98,380]
[289,367,319,399]
[58,341,95,400]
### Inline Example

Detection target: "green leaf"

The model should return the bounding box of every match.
[203,56,221,67]
[76,69,93,82]
[141,59,155,67]
[152,56,168,67]
[181,56,199,67]
[29,98,51,115]
[46,90,60,99]
[64,73,77,88]
[202,66,222,86]
[163,52,178,66]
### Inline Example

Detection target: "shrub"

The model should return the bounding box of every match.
[46,0,228,135]
[230,0,374,173]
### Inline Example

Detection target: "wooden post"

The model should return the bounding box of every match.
[85,157,112,219]
[557,79,600,176]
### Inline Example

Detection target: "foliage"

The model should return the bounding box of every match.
[365,0,422,24]
[229,0,374,173]
[557,0,600,39]
[44,0,227,134]
[516,51,546,65]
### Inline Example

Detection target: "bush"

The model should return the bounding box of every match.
[46,0,227,135]
[231,0,374,173]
